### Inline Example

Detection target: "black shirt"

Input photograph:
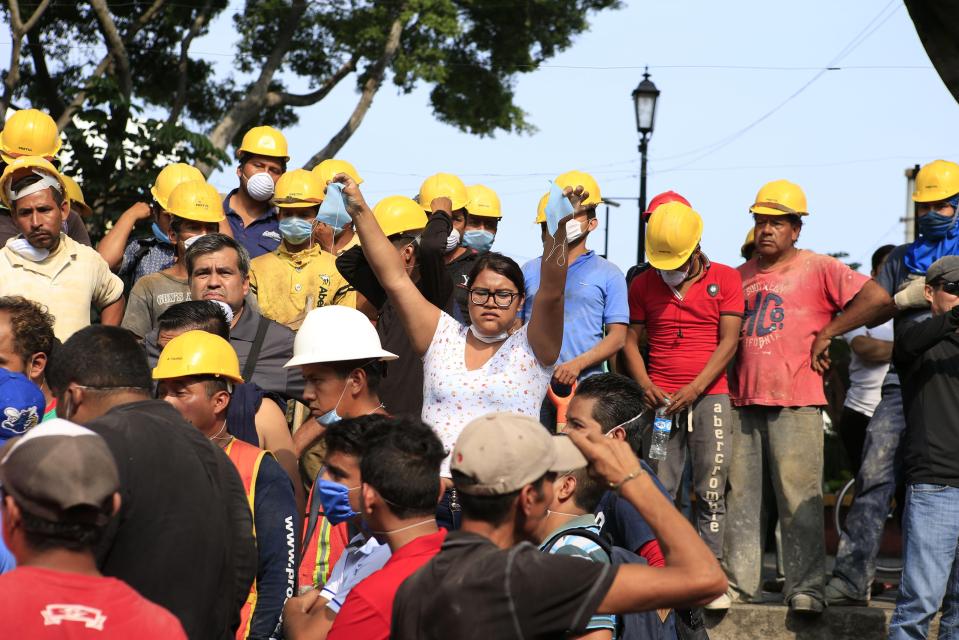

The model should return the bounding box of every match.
[446,248,481,324]
[88,400,257,640]
[894,305,959,487]
[391,530,616,640]
[336,211,455,416]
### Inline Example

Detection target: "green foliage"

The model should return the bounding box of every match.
[2,0,620,239]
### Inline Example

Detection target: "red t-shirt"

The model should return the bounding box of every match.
[629,260,744,394]
[0,566,187,638]
[733,250,869,407]
[326,528,447,640]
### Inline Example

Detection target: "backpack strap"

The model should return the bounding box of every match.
[541,526,613,559]
[242,316,271,383]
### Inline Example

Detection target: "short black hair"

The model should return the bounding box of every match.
[456,473,549,526]
[238,152,287,173]
[575,373,646,451]
[323,414,390,460]
[185,233,251,278]
[466,252,525,297]
[872,244,896,273]
[46,326,152,394]
[19,507,105,552]
[157,301,230,341]
[10,175,65,207]
[570,467,606,513]
[360,416,444,519]
[784,213,803,229]
[329,359,385,394]
[0,296,56,362]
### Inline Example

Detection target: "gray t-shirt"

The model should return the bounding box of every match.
[121,270,190,338]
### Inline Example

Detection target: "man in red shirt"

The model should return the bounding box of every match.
[724,180,891,613]
[325,416,447,639]
[622,201,744,611]
[0,419,186,638]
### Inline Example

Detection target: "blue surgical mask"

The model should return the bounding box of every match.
[316,382,348,426]
[151,221,172,246]
[462,229,495,253]
[317,182,349,234]
[917,210,958,241]
[279,217,314,245]
[317,478,359,525]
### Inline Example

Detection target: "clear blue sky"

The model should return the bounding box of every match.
[195,1,959,271]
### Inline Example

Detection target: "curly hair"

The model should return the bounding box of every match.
[0,296,56,363]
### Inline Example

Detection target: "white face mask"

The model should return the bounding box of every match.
[244,172,275,202]
[444,228,461,254]
[658,267,688,287]
[565,218,585,244]
[9,237,50,262]
[468,324,509,343]
[183,234,205,251]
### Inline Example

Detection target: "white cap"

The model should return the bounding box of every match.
[284,306,398,368]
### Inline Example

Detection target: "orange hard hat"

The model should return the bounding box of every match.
[644,190,691,221]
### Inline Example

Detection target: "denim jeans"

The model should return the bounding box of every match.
[642,394,732,558]
[889,483,959,640]
[722,405,825,603]
[830,379,905,599]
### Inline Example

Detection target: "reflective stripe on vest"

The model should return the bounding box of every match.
[226,438,269,640]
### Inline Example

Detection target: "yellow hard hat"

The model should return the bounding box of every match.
[313,159,363,185]
[373,196,429,237]
[912,159,959,203]
[418,173,468,211]
[0,155,66,209]
[554,170,602,207]
[237,125,289,161]
[165,180,226,223]
[274,169,325,208]
[0,109,61,163]
[153,330,243,383]
[534,192,548,224]
[742,228,755,252]
[749,179,808,216]
[645,201,703,271]
[151,163,205,211]
[62,174,91,217]
[466,184,502,219]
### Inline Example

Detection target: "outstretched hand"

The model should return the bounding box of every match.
[330,172,372,219]
[565,427,643,489]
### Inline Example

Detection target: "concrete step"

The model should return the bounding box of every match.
[703,602,941,640]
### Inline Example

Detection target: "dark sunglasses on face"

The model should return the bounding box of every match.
[937,280,959,295]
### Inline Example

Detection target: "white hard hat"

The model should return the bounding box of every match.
[284,306,398,368]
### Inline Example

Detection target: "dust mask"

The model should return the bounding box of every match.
[244,172,275,202]
[444,228,461,254]
[659,267,688,288]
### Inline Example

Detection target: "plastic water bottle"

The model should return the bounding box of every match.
[648,405,672,461]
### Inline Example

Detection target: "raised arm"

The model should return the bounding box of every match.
[333,175,440,357]
[97,202,152,271]
[565,429,727,614]
[527,187,584,366]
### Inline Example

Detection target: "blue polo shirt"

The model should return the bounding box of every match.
[520,250,629,378]
[223,189,281,258]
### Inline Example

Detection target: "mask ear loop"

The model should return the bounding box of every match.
[544,234,568,267]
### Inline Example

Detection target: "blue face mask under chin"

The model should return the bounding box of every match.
[316,382,348,426]
[462,229,495,253]
[151,221,172,246]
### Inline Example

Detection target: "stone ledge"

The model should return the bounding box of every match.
[703,603,899,640]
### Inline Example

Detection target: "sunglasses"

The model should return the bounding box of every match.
[937,281,959,295]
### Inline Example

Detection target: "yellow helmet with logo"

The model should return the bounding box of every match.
[62,174,91,217]
[554,170,602,207]
[418,173,468,211]
[534,192,548,224]
[373,196,428,238]
[274,169,325,207]
[749,179,808,216]
[151,163,205,211]
[237,125,289,162]
[0,156,66,209]
[165,180,225,223]
[645,201,703,271]
[153,330,243,383]
[313,159,363,185]
[912,159,959,203]
[0,109,61,163]
[466,184,502,219]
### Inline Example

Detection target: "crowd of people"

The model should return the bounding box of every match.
[0,106,955,639]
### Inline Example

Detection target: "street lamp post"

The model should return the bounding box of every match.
[632,67,660,264]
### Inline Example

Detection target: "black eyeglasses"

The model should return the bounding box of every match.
[938,281,959,295]
[469,288,519,308]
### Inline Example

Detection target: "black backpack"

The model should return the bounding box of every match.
[542,526,682,640]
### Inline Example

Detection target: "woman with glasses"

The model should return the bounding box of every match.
[329,173,580,486]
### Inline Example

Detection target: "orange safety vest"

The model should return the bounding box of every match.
[225,437,269,640]
[297,478,349,591]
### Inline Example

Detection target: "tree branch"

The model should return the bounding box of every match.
[204,0,308,170]
[1,0,51,125]
[26,32,66,119]
[166,0,214,127]
[303,16,403,168]
[264,55,358,108]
